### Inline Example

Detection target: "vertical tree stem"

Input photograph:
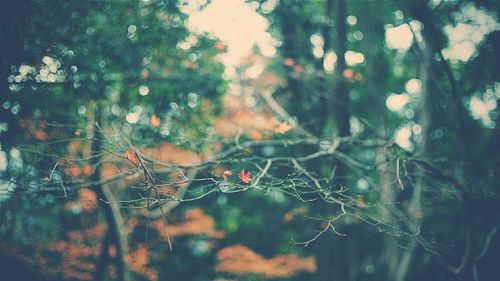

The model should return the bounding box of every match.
[89,102,131,281]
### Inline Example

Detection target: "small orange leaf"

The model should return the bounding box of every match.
[222,170,232,181]
[215,41,226,51]
[150,114,161,127]
[294,65,304,73]
[141,69,149,80]
[238,168,252,184]
[274,122,293,134]
[284,212,294,222]
[343,68,354,79]
[284,58,295,66]
[125,150,139,165]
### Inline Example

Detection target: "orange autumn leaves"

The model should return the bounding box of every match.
[214,93,295,140]
[219,168,252,183]
[217,168,253,185]
[222,169,232,181]
[239,168,252,183]
[283,57,304,76]
[125,150,139,165]
[150,114,161,127]
[153,208,225,240]
[41,223,159,281]
[215,244,316,278]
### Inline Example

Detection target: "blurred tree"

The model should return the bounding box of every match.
[256,1,500,281]
[1,0,225,280]
[1,0,499,281]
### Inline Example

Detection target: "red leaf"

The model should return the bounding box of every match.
[125,150,139,165]
[239,168,252,184]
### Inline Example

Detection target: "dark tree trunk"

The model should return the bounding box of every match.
[88,102,131,281]
[315,1,351,281]
[332,0,350,140]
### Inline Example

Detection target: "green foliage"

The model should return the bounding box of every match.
[1,0,226,150]
[1,0,499,281]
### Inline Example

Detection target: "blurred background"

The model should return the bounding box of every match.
[0,0,499,280]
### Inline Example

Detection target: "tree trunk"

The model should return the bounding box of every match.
[332,0,350,139]
[392,36,432,281]
[88,102,131,281]
[319,0,333,69]
[403,3,477,279]
[315,1,351,281]
[93,232,112,280]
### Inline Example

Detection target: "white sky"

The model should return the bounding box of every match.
[186,0,276,71]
